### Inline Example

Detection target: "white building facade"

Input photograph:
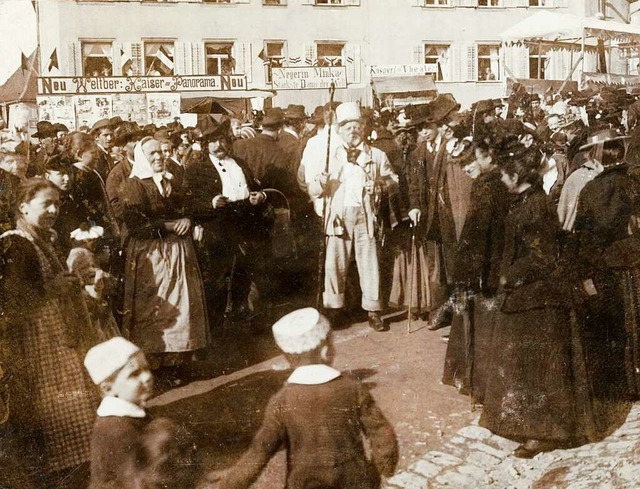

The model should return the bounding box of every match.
[36,0,629,110]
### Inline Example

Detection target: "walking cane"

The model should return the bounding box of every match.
[316,81,337,308]
[407,222,417,334]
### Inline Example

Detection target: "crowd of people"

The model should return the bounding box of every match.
[1,80,640,486]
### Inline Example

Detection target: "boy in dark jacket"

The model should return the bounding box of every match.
[219,308,399,489]
[84,337,202,489]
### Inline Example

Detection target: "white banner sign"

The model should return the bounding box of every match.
[368,64,438,77]
[38,75,247,95]
[271,67,347,90]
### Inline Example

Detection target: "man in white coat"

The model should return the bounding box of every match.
[305,102,398,331]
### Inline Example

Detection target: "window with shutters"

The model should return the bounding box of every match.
[478,0,501,6]
[317,42,345,67]
[316,0,344,5]
[529,45,549,79]
[529,0,550,5]
[82,41,113,77]
[264,41,287,83]
[203,0,231,3]
[205,42,234,75]
[424,0,449,5]
[424,44,450,81]
[263,0,286,4]
[477,44,500,81]
[144,42,175,76]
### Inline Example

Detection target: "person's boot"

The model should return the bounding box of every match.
[428,302,453,330]
[367,311,387,332]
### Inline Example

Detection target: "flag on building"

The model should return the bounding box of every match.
[48,48,59,72]
[156,44,174,74]
[21,52,29,72]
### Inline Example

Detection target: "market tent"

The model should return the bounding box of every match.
[501,11,640,46]
[180,89,276,116]
[0,65,37,105]
[500,11,640,90]
[371,75,437,108]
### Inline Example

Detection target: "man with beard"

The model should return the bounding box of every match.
[305,102,397,331]
[184,121,268,334]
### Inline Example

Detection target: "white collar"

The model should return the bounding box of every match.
[209,154,230,166]
[283,127,299,139]
[97,396,147,418]
[287,364,341,385]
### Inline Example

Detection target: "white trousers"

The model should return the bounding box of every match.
[323,206,382,311]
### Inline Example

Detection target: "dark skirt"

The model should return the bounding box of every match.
[479,307,584,443]
[442,295,499,403]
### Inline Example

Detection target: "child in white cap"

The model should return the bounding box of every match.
[84,337,203,489]
[218,307,398,489]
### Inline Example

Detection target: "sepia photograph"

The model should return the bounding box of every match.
[1,0,640,487]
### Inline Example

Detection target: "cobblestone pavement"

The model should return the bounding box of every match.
[386,404,640,489]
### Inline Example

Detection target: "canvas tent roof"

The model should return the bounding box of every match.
[0,66,37,105]
[500,11,640,46]
[371,75,437,95]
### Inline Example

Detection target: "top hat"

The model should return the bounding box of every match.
[284,104,307,120]
[262,108,285,127]
[33,121,56,139]
[579,128,629,151]
[335,102,362,126]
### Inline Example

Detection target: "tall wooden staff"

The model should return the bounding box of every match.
[316,81,337,308]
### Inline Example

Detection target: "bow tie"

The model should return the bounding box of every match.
[346,148,361,164]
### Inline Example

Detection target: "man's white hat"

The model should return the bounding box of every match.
[335,102,362,126]
[84,337,141,384]
[272,308,331,354]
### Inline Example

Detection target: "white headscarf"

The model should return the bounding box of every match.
[130,138,172,196]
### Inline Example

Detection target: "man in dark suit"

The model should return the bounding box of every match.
[91,118,115,180]
[233,108,296,201]
[278,104,307,174]
[184,120,269,333]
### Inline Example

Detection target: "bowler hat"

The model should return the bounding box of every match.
[262,107,285,127]
[284,104,307,120]
[579,128,629,151]
[33,121,56,139]
[308,106,325,125]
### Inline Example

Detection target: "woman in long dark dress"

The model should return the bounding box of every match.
[442,142,510,402]
[479,147,589,458]
[122,137,208,372]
